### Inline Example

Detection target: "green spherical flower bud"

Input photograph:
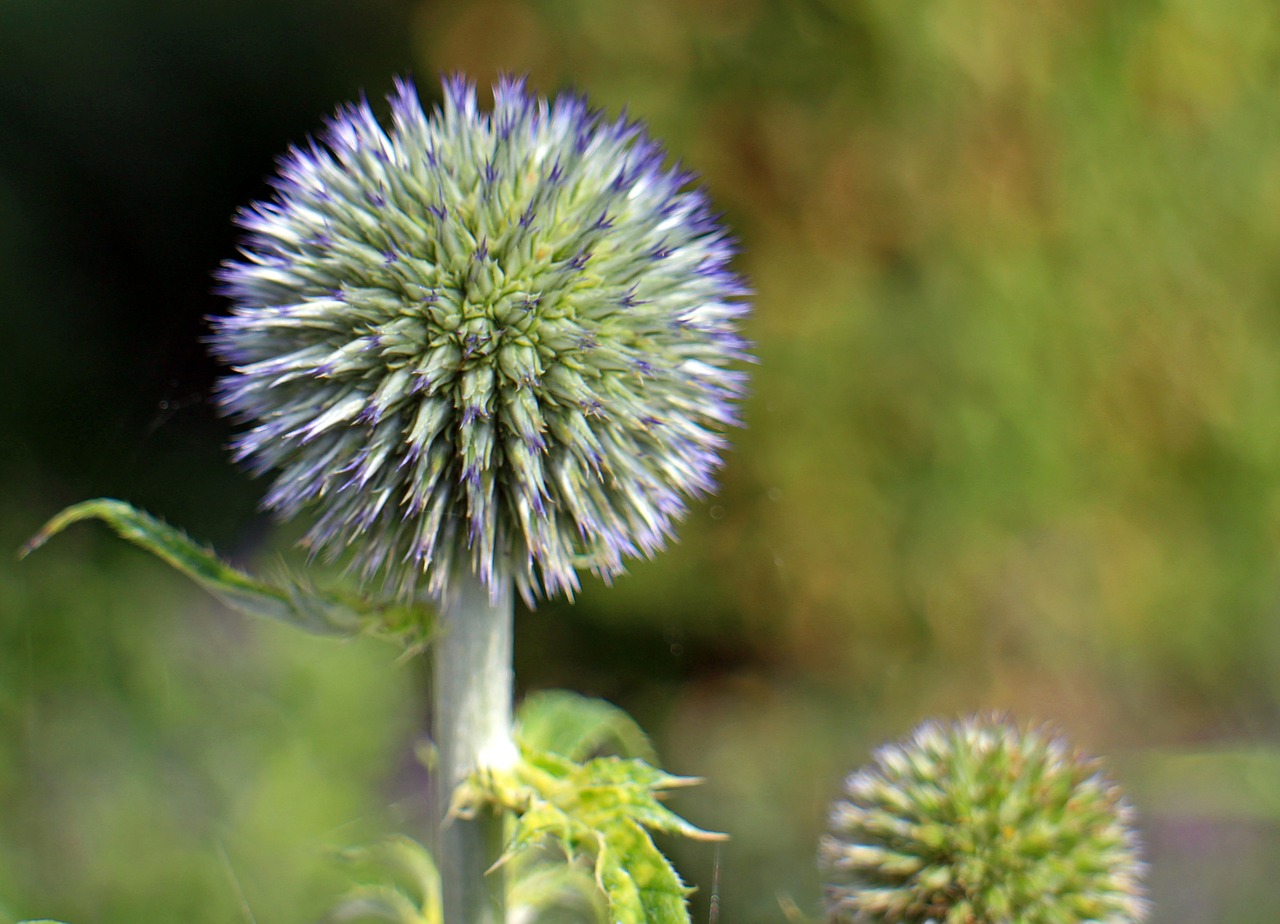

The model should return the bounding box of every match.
[210,76,750,603]
[819,716,1147,924]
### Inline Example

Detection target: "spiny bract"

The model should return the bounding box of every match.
[819,716,1147,924]
[211,76,750,603]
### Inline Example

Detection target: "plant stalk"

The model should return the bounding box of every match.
[433,569,515,924]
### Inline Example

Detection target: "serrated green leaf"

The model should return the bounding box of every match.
[505,800,585,860]
[575,757,702,794]
[20,498,430,647]
[597,820,690,924]
[567,758,724,843]
[599,855,646,924]
[470,699,726,924]
[517,691,656,763]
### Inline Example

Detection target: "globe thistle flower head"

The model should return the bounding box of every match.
[211,76,750,603]
[819,715,1147,924]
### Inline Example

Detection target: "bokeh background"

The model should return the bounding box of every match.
[4,0,1280,920]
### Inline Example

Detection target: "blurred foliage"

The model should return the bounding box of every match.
[0,507,420,922]
[6,0,1280,921]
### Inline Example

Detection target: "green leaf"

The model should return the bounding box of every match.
[517,690,656,763]
[510,861,608,924]
[20,498,430,646]
[596,820,690,924]
[573,760,717,843]
[470,697,726,924]
[332,836,441,924]
[330,887,428,924]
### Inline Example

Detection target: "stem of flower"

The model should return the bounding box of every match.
[433,568,515,924]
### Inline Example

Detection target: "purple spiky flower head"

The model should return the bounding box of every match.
[210,76,750,604]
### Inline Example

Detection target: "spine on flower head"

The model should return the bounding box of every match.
[210,75,750,604]
[819,715,1147,923]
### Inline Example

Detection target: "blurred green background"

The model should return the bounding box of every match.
[4,0,1280,920]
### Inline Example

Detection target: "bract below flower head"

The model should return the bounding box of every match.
[819,715,1147,924]
[211,76,750,603]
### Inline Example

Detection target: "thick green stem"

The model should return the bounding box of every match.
[433,569,515,924]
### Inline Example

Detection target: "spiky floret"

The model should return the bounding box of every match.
[211,76,750,603]
[819,716,1147,924]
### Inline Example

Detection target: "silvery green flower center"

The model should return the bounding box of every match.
[211,76,749,602]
